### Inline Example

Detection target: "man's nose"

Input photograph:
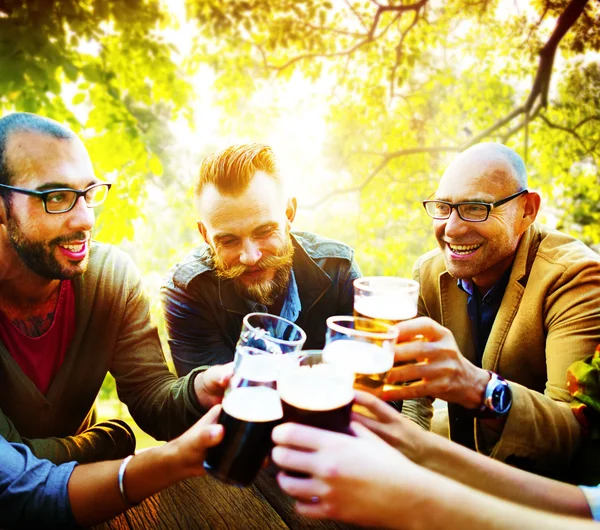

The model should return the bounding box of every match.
[444,208,469,238]
[66,196,95,232]
[239,239,262,266]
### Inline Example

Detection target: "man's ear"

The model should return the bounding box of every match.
[197,221,209,245]
[285,197,297,224]
[518,191,541,234]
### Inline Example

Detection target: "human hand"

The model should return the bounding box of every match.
[271,421,421,527]
[169,404,224,477]
[384,317,489,409]
[193,362,234,410]
[351,390,436,464]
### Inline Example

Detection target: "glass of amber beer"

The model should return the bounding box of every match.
[353,277,419,326]
[354,277,422,388]
[203,346,283,487]
[323,316,398,398]
[237,312,306,356]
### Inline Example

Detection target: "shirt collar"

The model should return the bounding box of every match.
[457,268,512,303]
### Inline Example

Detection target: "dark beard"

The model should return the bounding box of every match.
[6,211,89,280]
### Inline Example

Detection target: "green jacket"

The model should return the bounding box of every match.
[0,243,205,464]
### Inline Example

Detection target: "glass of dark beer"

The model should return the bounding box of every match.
[203,346,283,487]
[237,312,307,355]
[278,351,355,435]
[278,351,355,478]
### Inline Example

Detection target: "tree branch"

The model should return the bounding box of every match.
[524,0,589,112]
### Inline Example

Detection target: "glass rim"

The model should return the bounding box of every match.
[353,276,419,293]
[243,311,307,346]
[326,315,399,341]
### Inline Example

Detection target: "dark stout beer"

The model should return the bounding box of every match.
[203,385,283,486]
[279,363,354,435]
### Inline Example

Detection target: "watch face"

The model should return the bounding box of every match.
[492,384,512,414]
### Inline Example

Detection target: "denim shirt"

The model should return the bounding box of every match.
[251,269,302,323]
[0,437,77,529]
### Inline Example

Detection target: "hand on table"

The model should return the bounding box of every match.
[271,421,420,528]
[384,317,489,409]
[193,362,234,410]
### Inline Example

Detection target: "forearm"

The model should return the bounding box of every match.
[398,468,593,530]
[421,433,591,518]
[1,414,135,465]
[68,443,188,526]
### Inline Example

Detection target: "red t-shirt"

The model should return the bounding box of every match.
[0,281,76,395]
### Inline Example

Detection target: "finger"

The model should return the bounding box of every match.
[353,390,402,423]
[218,362,235,385]
[277,472,327,499]
[393,341,433,363]
[387,362,433,384]
[295,501,331,519]
[382,380,431,402]
[394,317,447,343]
[198,404,222,425]
[272,446,319,475]
[349,421,384,443]
[272,422,346,451]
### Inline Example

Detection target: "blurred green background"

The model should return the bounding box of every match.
[1,0,598,448]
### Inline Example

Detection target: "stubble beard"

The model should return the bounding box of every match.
[6,209,90,280]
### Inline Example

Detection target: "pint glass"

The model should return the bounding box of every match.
[237,312,306,356]
[203,346,283,486]
[353,277,419,326]
[323,316,398,398]
[279,351,355,435]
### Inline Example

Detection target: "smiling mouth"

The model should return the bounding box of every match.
[60,242,86,253]
[448,243,482,255]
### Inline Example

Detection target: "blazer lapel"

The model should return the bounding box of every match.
[482,225,540,371]
[439,272,476,365]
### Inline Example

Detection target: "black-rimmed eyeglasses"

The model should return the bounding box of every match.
[423,189,528,222]
[0,182,112,214]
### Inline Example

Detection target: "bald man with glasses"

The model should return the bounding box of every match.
[0,112,229,466]
[383,142,600,479]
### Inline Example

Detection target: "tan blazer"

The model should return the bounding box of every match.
[413,223,600,471]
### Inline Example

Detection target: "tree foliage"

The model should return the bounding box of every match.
[0,0,190,241]
[187,0,600,270]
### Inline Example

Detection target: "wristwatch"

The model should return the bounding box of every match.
[476,371,512,418]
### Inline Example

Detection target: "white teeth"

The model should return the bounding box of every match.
[62,243,84,252]
[449,244,481,254]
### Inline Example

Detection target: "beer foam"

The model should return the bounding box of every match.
[354,296,417,321]
[279,364,354,411]
[222,386,283,422]
[322,339,394,374]
[236,353,280,383]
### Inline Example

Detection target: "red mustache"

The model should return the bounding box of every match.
[215,249,294,281]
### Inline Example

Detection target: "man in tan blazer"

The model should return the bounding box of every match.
[383,142,600,476]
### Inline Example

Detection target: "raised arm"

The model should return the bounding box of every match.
[353,391,593,519]
[0,406,223,529]
[271,420,595,530]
